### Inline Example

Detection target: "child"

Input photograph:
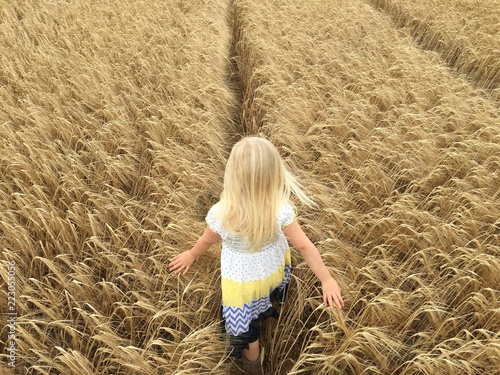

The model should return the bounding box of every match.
[169,136,343,375]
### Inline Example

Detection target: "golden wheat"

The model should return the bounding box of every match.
[0,0,238,373]
[368,0,500,94]
[1,0,499,374]
[232,0,499,373]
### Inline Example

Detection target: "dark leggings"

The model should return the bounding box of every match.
[223,284,289,359]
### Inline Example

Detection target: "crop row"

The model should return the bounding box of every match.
[233,0,500,373]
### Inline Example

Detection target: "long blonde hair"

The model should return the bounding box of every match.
[218,136,315,251]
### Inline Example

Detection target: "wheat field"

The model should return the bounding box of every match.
[0,0,499,374]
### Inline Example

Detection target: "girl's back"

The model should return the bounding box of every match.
[207,201,294,338]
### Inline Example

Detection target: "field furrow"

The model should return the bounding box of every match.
[368,0,500,95]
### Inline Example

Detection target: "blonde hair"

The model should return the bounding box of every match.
[218,136,315,251]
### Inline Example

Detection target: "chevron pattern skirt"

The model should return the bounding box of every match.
[223,283,289,359]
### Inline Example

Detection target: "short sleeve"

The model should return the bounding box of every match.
[205,204,221,234]
[278,203,295,227]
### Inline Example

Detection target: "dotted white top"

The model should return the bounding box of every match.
[206,203,295,283]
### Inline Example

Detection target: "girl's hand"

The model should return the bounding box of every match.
[321,277,344,309]
[169,250,197,275]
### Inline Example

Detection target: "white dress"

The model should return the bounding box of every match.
[206,203,295,337]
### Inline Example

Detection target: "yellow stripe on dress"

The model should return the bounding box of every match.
[222,249,291,308]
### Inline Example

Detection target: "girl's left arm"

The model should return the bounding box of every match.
[283,220,344,309]
[169,227,221,275]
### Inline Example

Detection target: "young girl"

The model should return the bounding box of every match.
[169,136,343,374]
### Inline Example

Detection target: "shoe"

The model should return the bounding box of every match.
[242,349,263,375]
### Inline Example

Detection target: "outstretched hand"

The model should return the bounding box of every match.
[321,277,344,309]
[169,250,196,275]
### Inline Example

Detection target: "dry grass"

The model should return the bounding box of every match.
[233,0,499,373]
[1,0,499,374]
[369,0,500,95]
[0,0,237,373]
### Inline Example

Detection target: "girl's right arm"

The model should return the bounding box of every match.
[283,220,344,309]
[169,227,221,275]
